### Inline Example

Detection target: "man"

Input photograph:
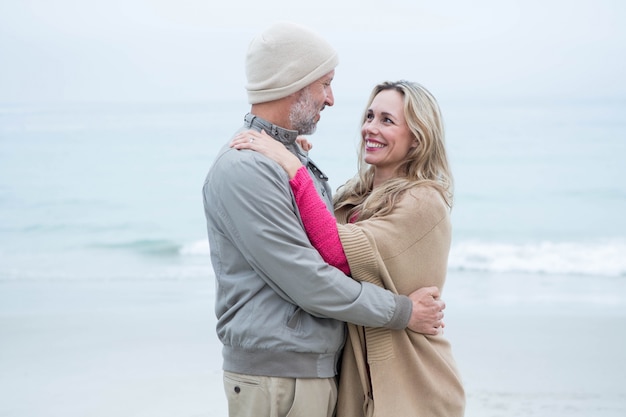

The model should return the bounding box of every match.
[202,22,445,417]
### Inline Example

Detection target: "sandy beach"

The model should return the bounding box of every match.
[0,279,225,417]
[1,272,625,417]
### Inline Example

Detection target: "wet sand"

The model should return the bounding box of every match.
[1,273,625,416]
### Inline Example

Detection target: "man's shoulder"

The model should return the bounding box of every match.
[212,146,281,176]
[206,146,290,199]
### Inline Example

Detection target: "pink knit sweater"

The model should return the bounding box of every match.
[290,166,351,275]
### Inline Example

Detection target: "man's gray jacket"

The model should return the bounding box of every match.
[202,114,411,378]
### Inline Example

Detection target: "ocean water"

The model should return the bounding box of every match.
[1,97,625,288]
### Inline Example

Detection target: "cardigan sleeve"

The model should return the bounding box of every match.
[290,166,351,275]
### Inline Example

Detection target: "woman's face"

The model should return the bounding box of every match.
[361,89,416,176]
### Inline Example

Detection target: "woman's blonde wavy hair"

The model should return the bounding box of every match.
[334,80,453,220]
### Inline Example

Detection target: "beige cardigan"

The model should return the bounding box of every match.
[335,185,465,417]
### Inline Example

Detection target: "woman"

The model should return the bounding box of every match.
[232,81,465,416]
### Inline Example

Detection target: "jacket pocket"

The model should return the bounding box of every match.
[286,306,302,330]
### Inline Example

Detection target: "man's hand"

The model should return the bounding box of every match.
[406,286,445,335]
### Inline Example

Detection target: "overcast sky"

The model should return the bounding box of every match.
[0,0,624,104]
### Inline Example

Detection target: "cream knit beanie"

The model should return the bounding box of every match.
[245,22,339,104]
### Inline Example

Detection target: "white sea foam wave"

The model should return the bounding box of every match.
[449,239,626,277]
[179,240,210,256]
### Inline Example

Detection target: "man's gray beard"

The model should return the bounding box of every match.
[289,89,318,135]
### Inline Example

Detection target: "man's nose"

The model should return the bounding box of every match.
[325,88,335,107]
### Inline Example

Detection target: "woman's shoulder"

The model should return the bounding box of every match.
[403,184,449,213]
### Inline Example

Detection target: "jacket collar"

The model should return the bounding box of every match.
[244,113,298,145]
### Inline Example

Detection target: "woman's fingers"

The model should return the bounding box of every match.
[231,131,259,149]
[296,136,312,151]
[231,130,267,147]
